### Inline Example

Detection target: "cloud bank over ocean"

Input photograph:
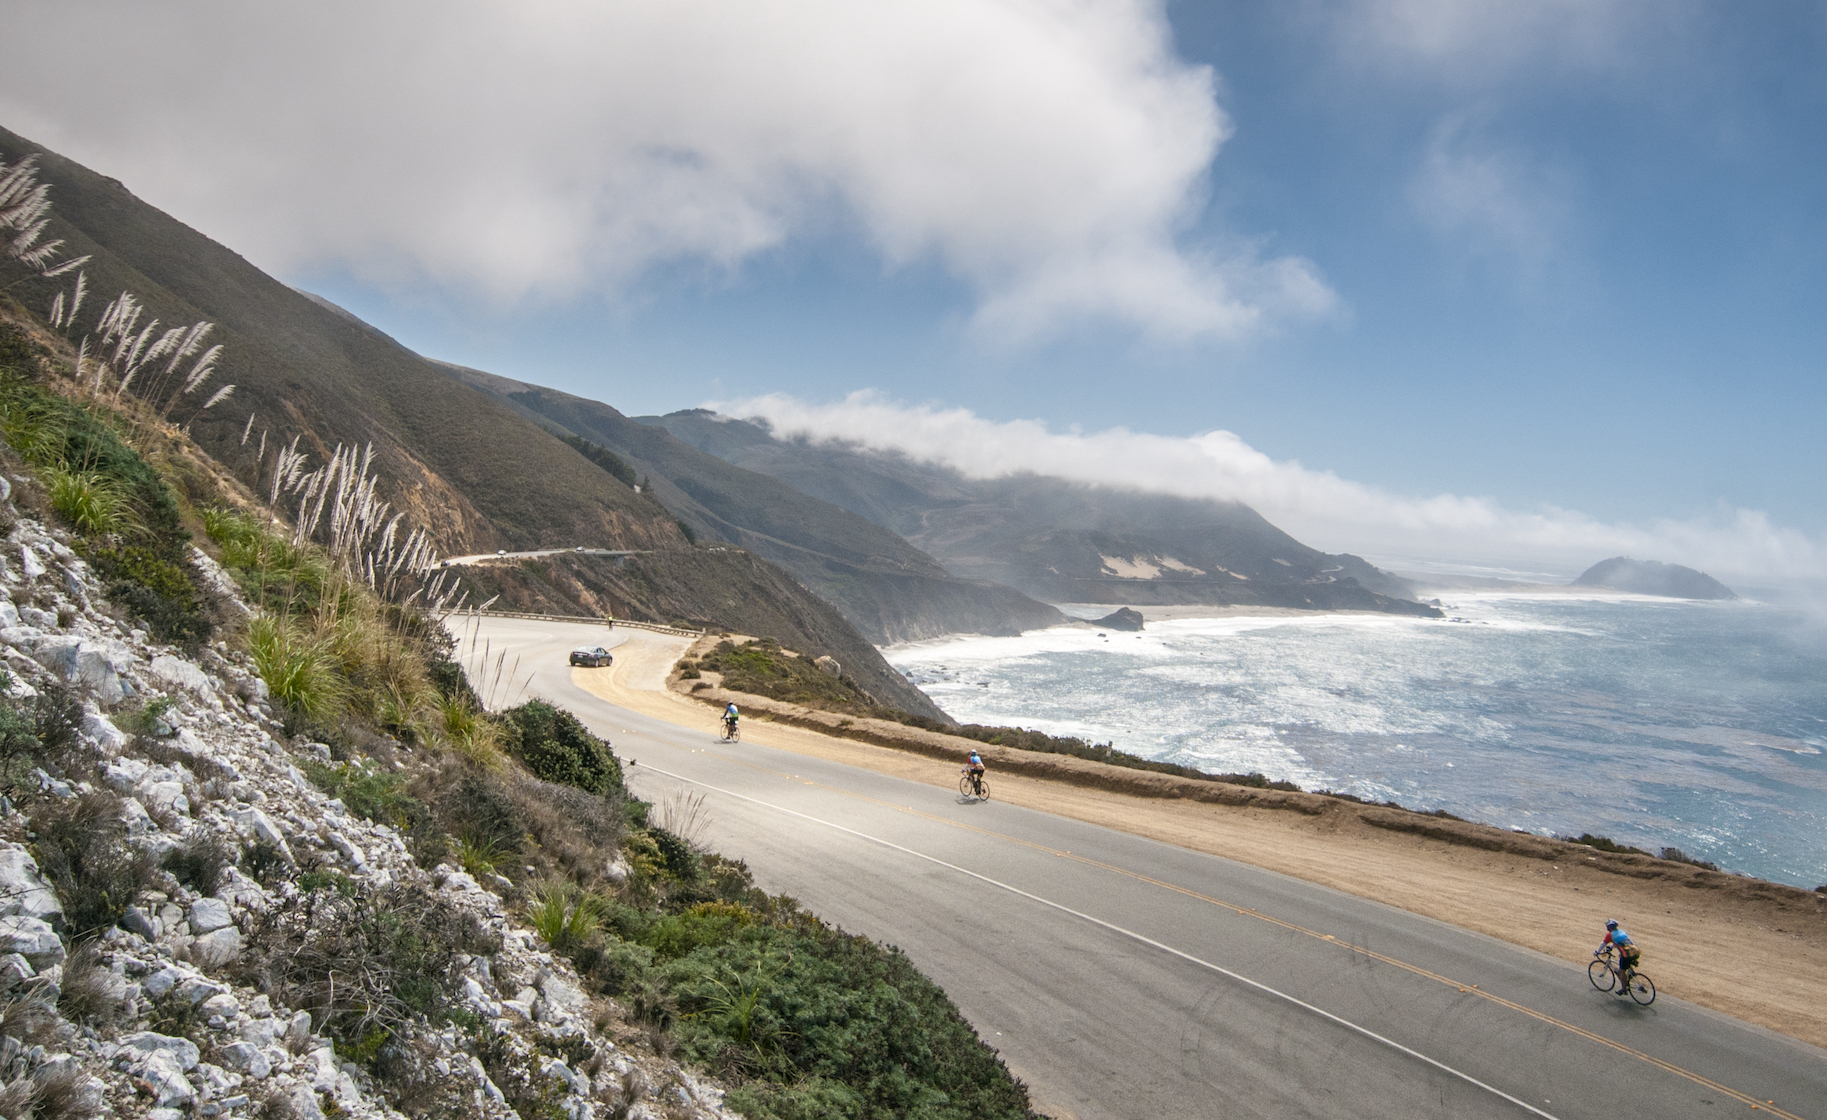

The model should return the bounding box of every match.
[720,391,1824,585]
[0,0,1332,343]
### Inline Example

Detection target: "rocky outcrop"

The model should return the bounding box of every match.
[0,490,739,1119]
[1571,557,1737,600]
[1090,608,1145,632]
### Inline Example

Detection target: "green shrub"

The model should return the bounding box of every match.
[529,881,606,952]
[302,760,430,834]
[249,615,345,729]
[662,921,1034,1119]
[1571,833,1652,856]
[45,468,136,536]
[501,700,621,794]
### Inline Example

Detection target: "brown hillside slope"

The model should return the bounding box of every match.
[0,126,947,720]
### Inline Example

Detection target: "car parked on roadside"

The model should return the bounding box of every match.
[568,646,613,667]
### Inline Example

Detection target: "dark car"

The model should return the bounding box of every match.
[568,646,613,667]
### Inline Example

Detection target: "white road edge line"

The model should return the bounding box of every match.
[640,763,1563,1120]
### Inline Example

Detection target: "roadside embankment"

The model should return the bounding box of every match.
[576,630,1827,1050]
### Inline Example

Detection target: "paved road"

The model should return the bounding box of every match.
[470,616,1826,1120]
[439,546,642,567]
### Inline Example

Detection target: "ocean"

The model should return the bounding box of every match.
[884,593,1827,889]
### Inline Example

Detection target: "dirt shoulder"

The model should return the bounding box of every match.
[581,631,1827,1050]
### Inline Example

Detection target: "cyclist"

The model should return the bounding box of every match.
[964,750,986,796]
[722,702,739,739]
[1595,919,1641,988]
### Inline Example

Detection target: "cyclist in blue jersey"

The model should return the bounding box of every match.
[1595,919,1641,987]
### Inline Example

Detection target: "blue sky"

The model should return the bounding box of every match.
[4,1,1823,578]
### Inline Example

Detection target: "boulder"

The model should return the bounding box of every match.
[0,915,64,969]
[120,1031,202,1072]
[1090,607,1146,632]
[149,654,212,693]
[0,845,62,923]
[188,897,234,935]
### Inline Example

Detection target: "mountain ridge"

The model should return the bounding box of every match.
[641,410,1442,618]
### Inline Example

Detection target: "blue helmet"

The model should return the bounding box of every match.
[1605,919,1619,931]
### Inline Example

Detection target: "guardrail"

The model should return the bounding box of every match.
[457,608,704,638]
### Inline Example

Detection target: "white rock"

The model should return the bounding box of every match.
[139,1051,195,1107]
[191,925,243,966]
[239,1017,280,1048]
[228,806,293,863]
[120,1031,202,1072]
[120,797,154,836]
[200,991,240,1019]
[0,602,17,629]
[104,758,150,790]
[275,1082,326,1120]
[327,832,366,869]
[0,844,62,922]
[122,905,161,942]
[150,653,212,693]
[141,966,178,998]
[18,547,43,580]
[307,1045,339,1091]
[0,952,33,984]
[174,975,228,1006]
[217,1040,272,1079]
[0,914,64,968]
[541,973,586,1012]
[189,897,233,934]
[81,706,128,751]
[142,780,190,817]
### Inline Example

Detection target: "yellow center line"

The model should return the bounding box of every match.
[695,746,1809,1120]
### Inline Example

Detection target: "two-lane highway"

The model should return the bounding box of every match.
[464,616,1827,1120]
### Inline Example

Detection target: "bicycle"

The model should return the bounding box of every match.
[1590,946,1656,1005]
[721,719,740,743]
[958,769,989,801]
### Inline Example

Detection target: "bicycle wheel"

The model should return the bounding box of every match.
[976,777,990,801]
[730,723,740,742]
[959,774,975,798]
[1588,959,1615,992]
[1626,972,1656,1006]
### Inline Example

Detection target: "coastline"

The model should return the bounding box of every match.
[576,629,1827,1051]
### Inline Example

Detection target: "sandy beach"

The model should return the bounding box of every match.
[577,629,1827,1051]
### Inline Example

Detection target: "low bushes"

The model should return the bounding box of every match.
[500,700,621,795]
[0,324,214,645]
[237,880,498,1058]
[29,792,159,938]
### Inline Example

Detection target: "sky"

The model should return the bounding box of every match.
[2,1,1823,584]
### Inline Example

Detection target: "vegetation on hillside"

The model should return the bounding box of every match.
[0,323,216,644]
[690,635,1303,791]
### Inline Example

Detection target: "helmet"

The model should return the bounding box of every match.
[1605,919,1619,931]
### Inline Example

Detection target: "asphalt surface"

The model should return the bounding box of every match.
[472,616,1827,1120]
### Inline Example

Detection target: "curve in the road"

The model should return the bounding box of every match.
[457,616,1826,1120]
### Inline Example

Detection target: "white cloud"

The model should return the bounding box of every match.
[1329,0,1668,85]
[0,0,1332,341]
[1409,115,1575,277]
[717,391,1826,585]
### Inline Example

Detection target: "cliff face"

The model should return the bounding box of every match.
[0,488,740,1120]
[438,366,1067,646]
[1572,557,1737,600]
[643,411,1441,618]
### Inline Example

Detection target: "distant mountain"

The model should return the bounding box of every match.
[1572,558,1737,600]
[641,410,1442,618]
[435,365,1067,644]
[0,125,945,719]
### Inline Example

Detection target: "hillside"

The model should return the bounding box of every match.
[1572,557,1737,600]
[643,410,1442,617]
[436,364,1067,644]
[0,125,946,720]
